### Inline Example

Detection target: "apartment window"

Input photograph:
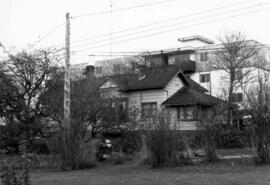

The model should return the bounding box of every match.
[235,69,242,80]
[141,102,157,118]
[232,93,243,102]
[177,106,196,121]
[200,73,210,83]
[113,64,121,73]
[200,52,209,62]
[96,66,103,74]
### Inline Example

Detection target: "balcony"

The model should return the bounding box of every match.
[177,60,196,73]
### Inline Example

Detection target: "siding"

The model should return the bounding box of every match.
[127,89,167,118]
[165,75,184,97]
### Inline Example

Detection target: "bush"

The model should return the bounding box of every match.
[217,127,251,149]
[0,153,33,185]
[108,152,126,165]
[47,132,62,154]
[143,115,191,168]
[113,132,142,154]
[29,138,50,154]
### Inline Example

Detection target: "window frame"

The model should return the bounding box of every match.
[200,52,209,62]
[177,106,197,121]
[141,102,157,118]
[200,73,210,83]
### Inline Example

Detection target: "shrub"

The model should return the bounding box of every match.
[217,127,252,149]
[143,114,191,168]
[113,132,142,154]
[29,138,50,154]
[0,153,32,185]
[47,132,62,154]
[109,152,126,165]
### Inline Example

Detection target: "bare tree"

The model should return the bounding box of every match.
[0,48,60,146]
[209,31,258,124]
[243,59,270,164]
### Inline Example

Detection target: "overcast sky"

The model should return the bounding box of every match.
[1,0,270,64]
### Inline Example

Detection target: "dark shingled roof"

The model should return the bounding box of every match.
[124,66,181,91]
[185,76,208,92]
[104,65,207,92]
[162,86,220,106]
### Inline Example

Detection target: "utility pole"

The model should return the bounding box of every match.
[62,12,71,170]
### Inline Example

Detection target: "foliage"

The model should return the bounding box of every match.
[112,132,142,154]
[143,114,191,168]
[108,152,126,165]
[0,49,60,147]
[0,142,36,185]
[197,103,227,162]
[217,127,251,149]
[40,73,134,170]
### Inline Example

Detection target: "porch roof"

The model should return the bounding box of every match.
[162,86,220,106]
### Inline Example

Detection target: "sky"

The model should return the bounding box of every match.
[1,0,270,65]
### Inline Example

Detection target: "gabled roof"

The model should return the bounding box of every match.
[125,66,181,91]
[162,86,220,106]
[101,66,206,92]
[185,75,208,92]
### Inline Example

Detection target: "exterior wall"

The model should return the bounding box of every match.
[190,69,227,97]
[168,107,199,130]
[95,57,140,77]
[165,74,184,97]
[127,89,167,118]
[190,67,270,100]
[100,80,127,98]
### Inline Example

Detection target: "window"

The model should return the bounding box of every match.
[232,93,243,102]
[200,52,209,62]
[200,73,210,83]
[96,66,103,74]
[177,106,197,121]
[235,69,242,80]
[141,102,157,118]
[113,64,121,73]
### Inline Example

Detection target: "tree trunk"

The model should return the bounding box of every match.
[256,135,270,164]
[227,73,234,125]
[205,133,218,162]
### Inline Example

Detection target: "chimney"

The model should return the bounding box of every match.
[85,65,95,78]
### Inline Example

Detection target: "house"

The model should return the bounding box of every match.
[94,35,270,107]
[99,66,220,130]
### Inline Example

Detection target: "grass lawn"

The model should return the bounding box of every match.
[31,163,270,185]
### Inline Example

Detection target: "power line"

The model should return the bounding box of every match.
[29,22,65,48]
[71,0,173,19]
[70,43,270,59]
[70,0,255,45]
[71,3,267,49]
[72,6,270,52]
